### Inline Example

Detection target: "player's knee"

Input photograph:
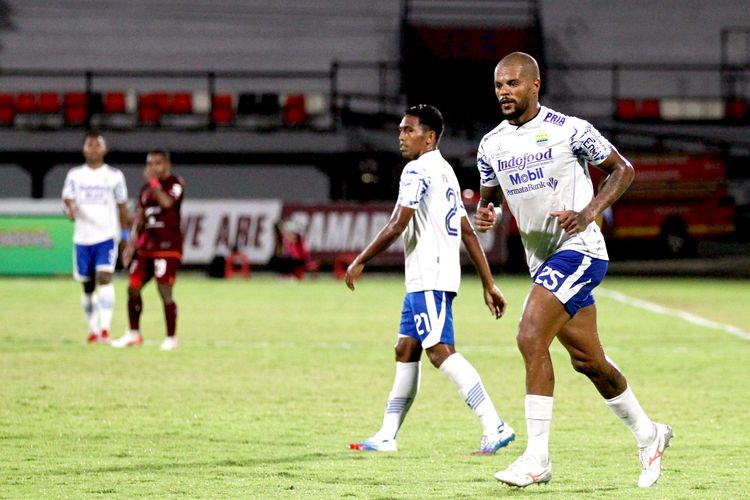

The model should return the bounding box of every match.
[394,340,421,363]
[570,355,598,377]
[516,329,544,354]
[127,285,142,297]
[96,272,112,285]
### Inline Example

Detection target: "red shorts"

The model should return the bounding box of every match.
[129,255,181,289]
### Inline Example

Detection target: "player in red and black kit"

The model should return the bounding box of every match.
[112,150,184,351]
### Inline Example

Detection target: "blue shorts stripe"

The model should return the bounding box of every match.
[74,239,117,281]
[398,290,456,348]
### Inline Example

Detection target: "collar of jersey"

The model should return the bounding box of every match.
[511,105,545,130]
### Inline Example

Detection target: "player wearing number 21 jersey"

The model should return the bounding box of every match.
[345,105,515,455]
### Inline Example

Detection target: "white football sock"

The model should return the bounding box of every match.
[605,385,656,448]
[524,394,553,463]
[97,283,115,332]
[81,292,99,334]
[439,353,504,435]
[376,361,420,441]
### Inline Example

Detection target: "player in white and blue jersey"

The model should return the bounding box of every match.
[474,52,672,488]
[62,132,130,344]
[345,104,515,455]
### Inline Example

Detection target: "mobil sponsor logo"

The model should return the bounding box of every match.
[509,167,545,186]
[497,148,552,172]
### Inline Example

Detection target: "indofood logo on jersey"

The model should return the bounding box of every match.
[497,148,552,173]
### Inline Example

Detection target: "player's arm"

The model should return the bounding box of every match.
[460,216,506,318]
[148,180,178,209]
[345,204,414,291]
[473,185,504,233]
[118,202,131,232]
[551,150,634,235]
[121,205,144,268]
[63,197,76,221]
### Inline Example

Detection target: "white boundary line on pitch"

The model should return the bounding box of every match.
[599,288,750,341]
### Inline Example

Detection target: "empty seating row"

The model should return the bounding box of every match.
[615,98,749,122]
[0,91,328,129]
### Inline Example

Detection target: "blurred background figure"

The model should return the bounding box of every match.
[62,132,129,344]
[268,219,314,280]
[112,149,184,351]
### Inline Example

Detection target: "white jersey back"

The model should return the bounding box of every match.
[397,149,466,293]
[477,105,612,276]
[62,164,128,245]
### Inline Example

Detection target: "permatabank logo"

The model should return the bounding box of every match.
[547,178,558,190]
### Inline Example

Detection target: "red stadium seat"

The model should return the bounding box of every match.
[138,92,169,125]
[63,92,88,125]
[211,94,234,125]
[0,93,15,125]
[283,94,307,126]
[640,99,661,120]
[169,92,193,114]
[725,99,748,121]
[16,93,38,114]
[104,91,127,114]
[38,92,61,113]
[615,98,661,121]
[615,99,638,120]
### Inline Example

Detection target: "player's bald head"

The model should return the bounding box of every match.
[496,52,540,80]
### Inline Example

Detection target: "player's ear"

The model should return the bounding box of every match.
[427,129,436,146]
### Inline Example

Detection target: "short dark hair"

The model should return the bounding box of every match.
[83,130,106,148]
[148,149,171,161]
[84,130,104,141]
[405,104,444,141]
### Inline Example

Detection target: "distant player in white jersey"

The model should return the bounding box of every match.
[62,132,130,344]
[345,104,515,455]
[474,52,672,488]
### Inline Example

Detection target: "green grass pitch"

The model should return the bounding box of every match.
[1,273,748,498]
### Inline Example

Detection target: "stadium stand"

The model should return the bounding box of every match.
[0,0,746,223]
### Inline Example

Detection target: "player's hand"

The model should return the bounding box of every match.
[143,165,155,182]
[550,210,591,235]
[484,284,507,319]
[473,203,497,233]
[65,206,77,221]
[344,261,364,291]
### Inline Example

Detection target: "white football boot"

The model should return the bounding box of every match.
[638,423,673,488]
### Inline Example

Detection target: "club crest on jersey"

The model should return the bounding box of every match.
[547,177,559,190]
[535,131,549,145]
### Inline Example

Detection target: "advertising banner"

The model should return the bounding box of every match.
[0,215,73,275]
[0,199,504,270]
[181,200,282,264]
[281,202,502,265]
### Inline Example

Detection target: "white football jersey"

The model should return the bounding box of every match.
[397,149,466,293]
[62,164,128,245]
[477,105,612,277]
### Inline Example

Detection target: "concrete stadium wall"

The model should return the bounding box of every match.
[1,164,330,201]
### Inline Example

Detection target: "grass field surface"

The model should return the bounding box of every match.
[1,273,748,498]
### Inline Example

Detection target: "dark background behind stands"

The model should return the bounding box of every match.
[0,0,748,267]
